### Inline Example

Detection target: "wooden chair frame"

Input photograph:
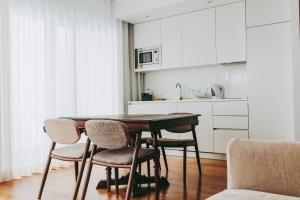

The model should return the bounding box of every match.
[78,132,160,200]
[38,130,91,200]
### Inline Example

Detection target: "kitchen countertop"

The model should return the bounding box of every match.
[128,98,248,104]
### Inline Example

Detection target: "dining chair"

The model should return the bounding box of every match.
[38,119,91,200]
[146,113,202,185]
[78,120,160,200]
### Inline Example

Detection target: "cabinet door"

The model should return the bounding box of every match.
[216,2,246,63]
[246,0,291,27]
[134,20,161,49]
[247,23,294,141]
[161,15,183,68]
[177,102,213,152]
[128,102,178,139]
[182,9,216,66]
[214,130,249,154]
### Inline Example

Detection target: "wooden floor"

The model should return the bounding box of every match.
[0,156,227,200]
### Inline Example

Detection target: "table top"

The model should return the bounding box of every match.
[62,113,200,123]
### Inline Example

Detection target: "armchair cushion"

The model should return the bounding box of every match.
[208,189,300,200]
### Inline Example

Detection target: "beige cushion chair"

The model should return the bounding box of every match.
[208,138,300,200]
[78,120,160,200]
[38,119,91,200]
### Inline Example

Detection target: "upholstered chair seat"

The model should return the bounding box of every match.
[51,143,87,159]
[93,147,155,165]
[147,138,196,147]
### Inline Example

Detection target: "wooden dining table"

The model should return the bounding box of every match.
[63,113,200,195]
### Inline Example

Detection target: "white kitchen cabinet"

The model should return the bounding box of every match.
[213,116,248,129]
[247,22,294,141]
[161,15,183,68]
[216,2,246,63]
[182,8,216,66]
[134,20,161,49]
[246,0,291,27]
[214,130,249,153]
[177,102,213,152]
[128,102,177,114]
[128,102,178,139]
[213,101,248,116]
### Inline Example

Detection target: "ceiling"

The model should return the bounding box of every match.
[112,0,244,24]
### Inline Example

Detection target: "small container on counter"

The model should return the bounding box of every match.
[141,89,153,101]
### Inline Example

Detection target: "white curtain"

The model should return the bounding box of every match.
[0,0,122,182]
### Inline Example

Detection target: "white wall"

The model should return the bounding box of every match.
[291,0,300,140]
[144,64,247,100]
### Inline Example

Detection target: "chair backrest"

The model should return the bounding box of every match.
[227,138,300,197]
[85,120,129,149]
[165,113,193,133]
[44,119,81,144]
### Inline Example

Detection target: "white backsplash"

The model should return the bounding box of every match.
[144,63,247,99]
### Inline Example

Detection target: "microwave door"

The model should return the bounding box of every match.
[139,51,152,65]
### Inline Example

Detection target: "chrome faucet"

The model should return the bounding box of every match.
[176,83,183,100]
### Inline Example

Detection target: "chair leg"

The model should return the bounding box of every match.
[154,151,161,200]
[146,143,151,179]
[161,147,168,171]
[80,145,97,200]
[115,168,119,194]
[138,164,142,174]
[38,142,55,200]
[191,126,202,175]
[157,131,168,171]
[125,163,138,200]
[74,161,79,181]
[183,146,187,185]
[194,145,202,175]
[73,138,91,200]
[106,167,112,192]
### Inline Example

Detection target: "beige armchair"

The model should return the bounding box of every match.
[208,138,300,200]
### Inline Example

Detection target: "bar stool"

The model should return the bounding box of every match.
[38,119,90,199]
[78,120,160,200]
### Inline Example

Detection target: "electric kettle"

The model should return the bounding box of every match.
[210,84,224,99]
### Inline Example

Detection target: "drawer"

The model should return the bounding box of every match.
[214,130,249,153]
[213,116,248,129]
[213,101,248,116]
[128,102,177,114]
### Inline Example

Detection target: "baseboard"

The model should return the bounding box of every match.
[165,148,226,160]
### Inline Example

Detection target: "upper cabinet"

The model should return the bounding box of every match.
[161,16,183,68]
[133,2,247,71]
[182,8,217,66]
[216,2,246,63]
[246,0,291,27]
[134,20,161,49]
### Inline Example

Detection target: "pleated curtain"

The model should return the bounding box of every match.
[0,0,123,182]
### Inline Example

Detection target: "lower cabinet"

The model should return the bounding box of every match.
[128,102,178,140]
[128,100,249,154]
[212,101,249,153]
[177,102,213,152]
[213,130,249,153]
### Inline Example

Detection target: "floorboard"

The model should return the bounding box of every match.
[0,156,227,200]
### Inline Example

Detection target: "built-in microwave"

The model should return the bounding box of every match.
[135,46,161,69]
